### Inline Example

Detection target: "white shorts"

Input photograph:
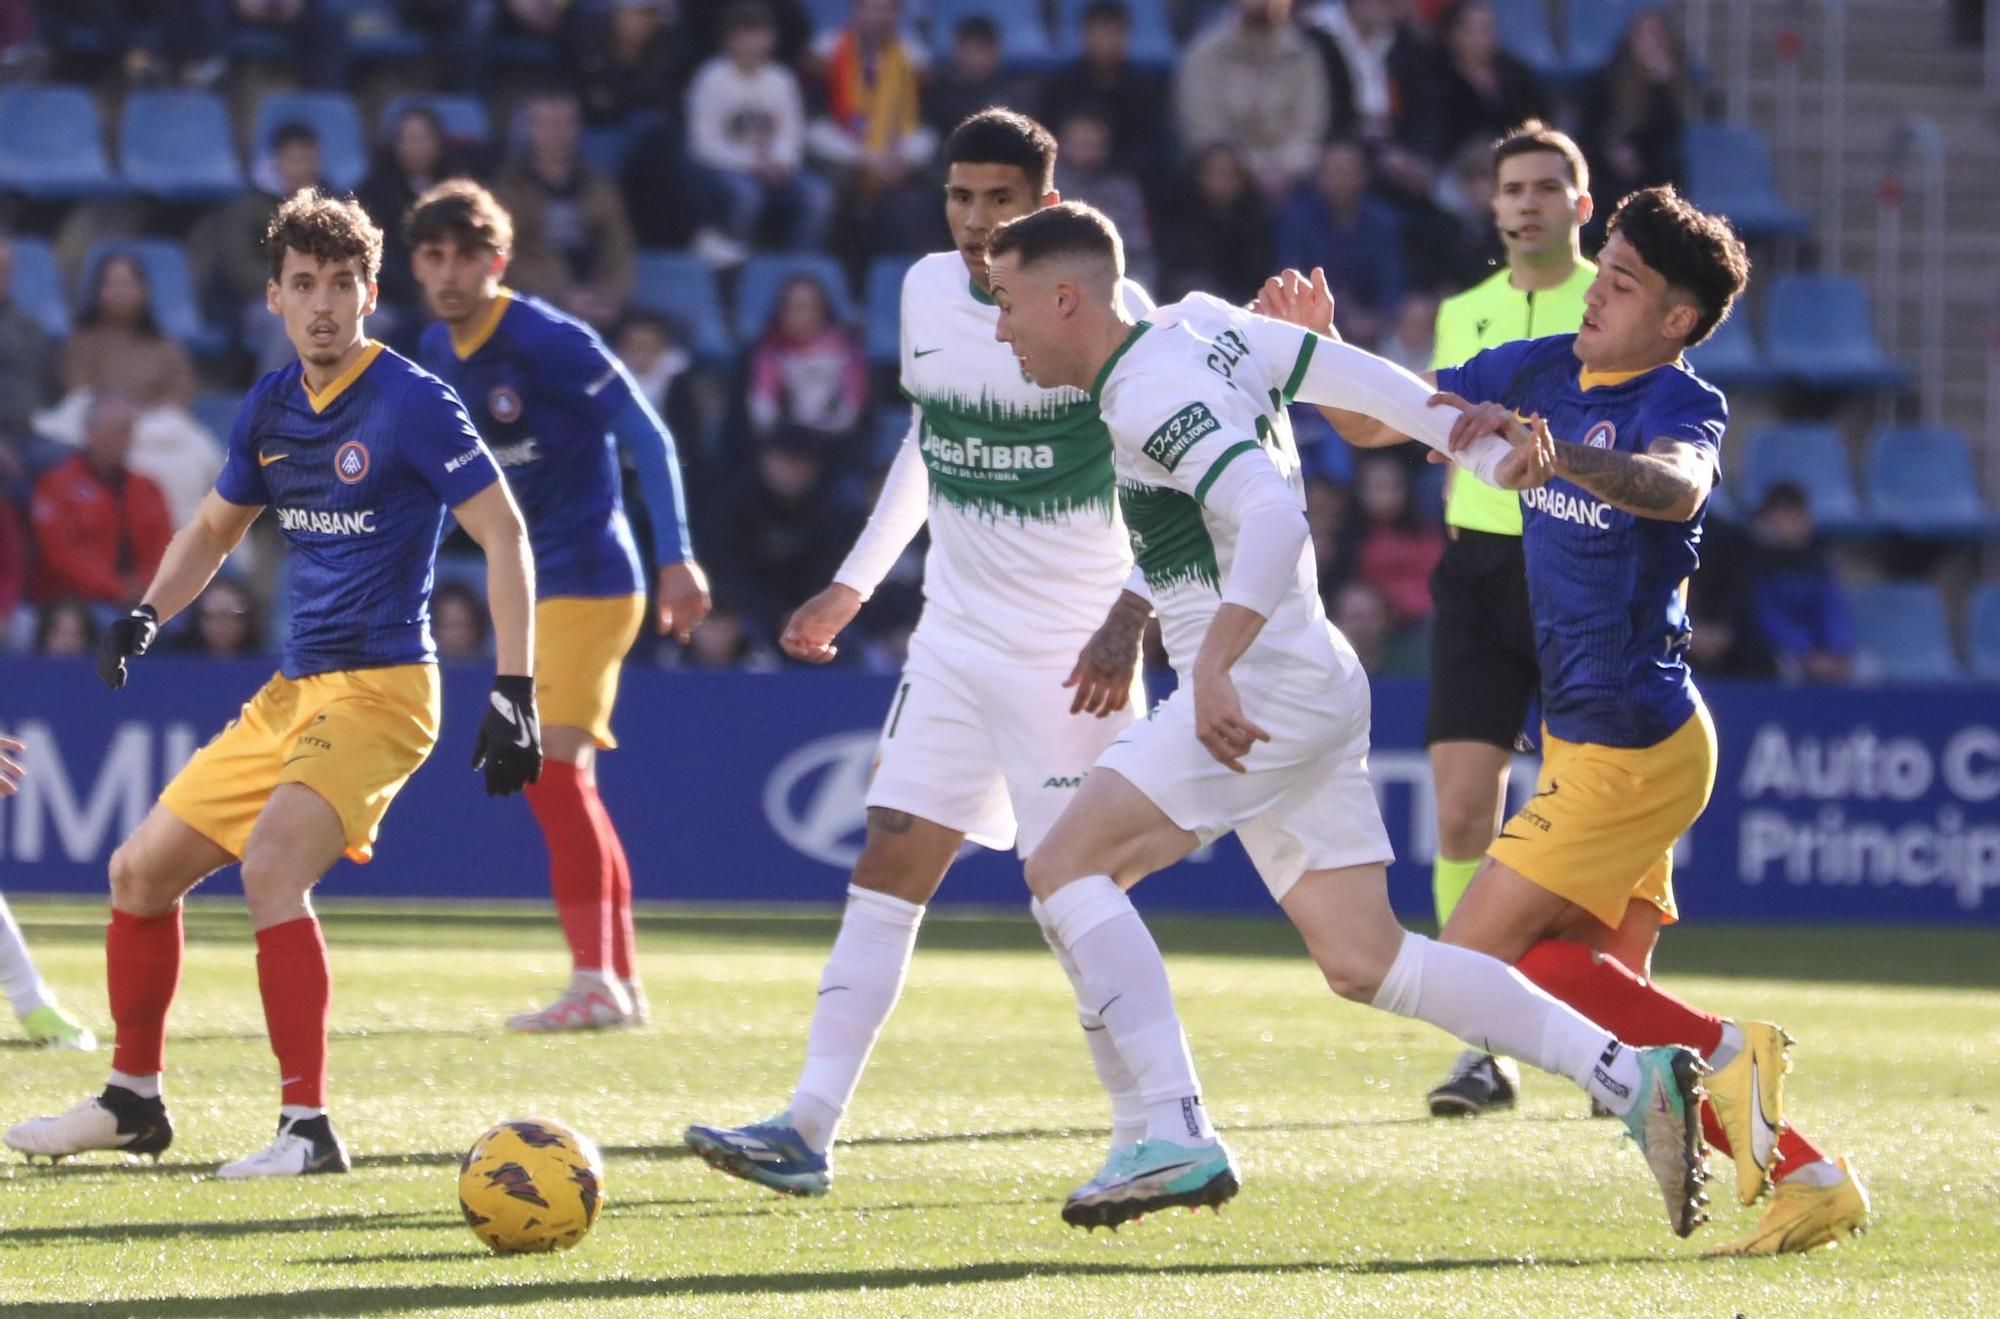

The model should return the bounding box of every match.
[866,629,1140,856]
[1095,664,1395,902]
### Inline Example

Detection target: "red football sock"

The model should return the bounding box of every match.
[1514,939,1726,1057]
[1772,1126,1830,1180]
[590,790,639,983]
[1701,1102,1732,1158]
[255,917,331,1110]
[107,906,183,1077]
[525,760,611,974]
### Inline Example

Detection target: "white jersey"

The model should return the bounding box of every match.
[883,252,1151,665]
[1096,298,1362,692]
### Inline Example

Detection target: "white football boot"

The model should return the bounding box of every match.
[506,973,633,1033]
[218,1114,350,1178]
[5,1087,174,1162]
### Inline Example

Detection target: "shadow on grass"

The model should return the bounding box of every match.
[0,1196,709,1246]
[0,1253,1688,1316]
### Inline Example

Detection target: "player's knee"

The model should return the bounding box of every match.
[1435,794,1501,860]
[1315,950,1383,1004]
[107,840,170,914]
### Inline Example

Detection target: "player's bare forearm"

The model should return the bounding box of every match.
[1067,589,1151,716]
[140,491,261,622]
[455,483,536,676]
[1552,437,1712,522]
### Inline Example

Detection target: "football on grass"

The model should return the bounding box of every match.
[458,1117,606,1254]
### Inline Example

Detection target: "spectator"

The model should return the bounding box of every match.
[567,0,689,126]
[1304,473,1356,601]
[1331,580,1422,676]
[1038,1,1173,175]
[687,0,834,263]
[1575,7,1686,210]
[681,607,780,670]
[613,311,701,468]
[1407,0,1547,164]
[701,431,864,647]
[176,575,260,659]
[807,0,941,258]
[495,93,639,330]
[1378,289,1439,375]
[0,494,27,639]
[923,15,1036,142]
[190,121,325,372]
[1408,136,1506,291]
[28,394,171,607]
[746,274,868,447]
[1274,140,1405,346]
[431,580,489,661]
[1751,482,1854,685]
[1686,511,1776,679]
[1054,113,1156,291]
[681,0,815,69]
[1176,0,1329,200]
[55,253,219,527]
[33,598,98,658]
[1298,0,1429,145]
[1154,143,1273,304]
[358,106,470,326]
[1352,453,1441,629]
[0,236,51,470]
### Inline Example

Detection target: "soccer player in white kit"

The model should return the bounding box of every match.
[0,733,97,1050]
[987,203,1712,1237]
[684,111,1158,1195]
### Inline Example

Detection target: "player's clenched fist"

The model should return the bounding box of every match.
[781,583,863,664]
[97,604,159,690]
[655,560,713,644]
[472,675,542,796]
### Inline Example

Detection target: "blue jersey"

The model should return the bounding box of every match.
[216,342,502,680]
[1436,334,1727,749]
[419,291,690,599]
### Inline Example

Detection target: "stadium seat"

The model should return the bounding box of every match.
[1055,0,1178,66]
[734,255,857,342]
[1565,0,1662,77]
[933,0,1053,65]
[871,403,913,467]
[256,92,369,193]
[1488,0,1564,79]
[194,393,243,446]
[631,251,733,362]
[1847,582,1962,683]
[1736,424,1865,532]
[1967,585,2000,681]
[8,238,71,339]
[579,123,643,176]
[118,91,244,203]
[0,85,124,200]
[1683,123,1809,239]
[863,254,917,364]
[1763,274,1908,391]
[1865,425,1991,537]
[1684,305,1776,389]
[380,94,490,149]
[78,240,231,358]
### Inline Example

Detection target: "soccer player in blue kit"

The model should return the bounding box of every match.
[407,181,710,1033]
[5,191,541,1178]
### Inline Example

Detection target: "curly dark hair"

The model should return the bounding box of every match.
[946,108,1058,196]
[265,188,383,285]
[1606,185,1750,347]
[404,178,515,256]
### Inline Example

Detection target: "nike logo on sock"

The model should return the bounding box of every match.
[817,986,849,997]
[1095,993,1123,1017]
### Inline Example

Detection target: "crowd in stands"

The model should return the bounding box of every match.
[0,0,1975,684]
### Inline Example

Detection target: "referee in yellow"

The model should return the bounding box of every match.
[1423,122,1596,1118]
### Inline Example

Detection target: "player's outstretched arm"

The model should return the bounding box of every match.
[782,416,930,664]
[99,490,262,690]
[1251,267,1421,450]
[454,481,542,796]
[1066,586,1151,717]
[1547,435,1714,522]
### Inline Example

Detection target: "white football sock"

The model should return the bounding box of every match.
[1370,932,1645,1117]
[789,884,924,1152]
[108,1069,161,1099]
[280,1104,326,1124]
[1030,896,1147,1150]
[1040,876,1212,1144]
[0,893,51,1019]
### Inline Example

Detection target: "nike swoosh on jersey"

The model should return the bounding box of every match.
[259,451,290,467]
[913,347,943,358]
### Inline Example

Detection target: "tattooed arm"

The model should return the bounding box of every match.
[1551,436,1715,522]
[1066,589,1152,717]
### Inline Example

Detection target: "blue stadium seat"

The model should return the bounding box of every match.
[1763,274,1907,391]
[119,91,244,203]
[1683,123,1809,239]
[870,403,913,467]
[1565,0,1662,77]
[9,238,71,339]
[934,0,1053,66]
[579,123,642,176]
[0,85,124,200]
[863,254,917,364]
[1055,0,1178,66]
[1865,425,1991,537]
[256,92,368,193]
[380,94,490,149]
[1685,305,1776,389]
[78,240,231,358]
[734,255,857,342]
[1736,424,1864,532]
[801,0,852,31]
[194,393,243,446]
[1968,585,2000,681]
[1488,0,1564,78]
[1847,582,1962,683]
[632,251,732,361]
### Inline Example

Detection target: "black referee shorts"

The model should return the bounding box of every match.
[1423,528,1539,750]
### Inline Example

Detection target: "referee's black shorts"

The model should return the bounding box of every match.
[1424,528,1539,750]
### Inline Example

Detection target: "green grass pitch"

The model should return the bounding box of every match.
[1,898,1996,1316]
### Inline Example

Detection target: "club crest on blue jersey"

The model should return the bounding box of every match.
[488,385,523,424]
[1583,420,1616,449]
[335,440,371,484]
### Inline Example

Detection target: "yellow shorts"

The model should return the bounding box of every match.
[535,594,646,748]
[160,665,441,864]
[1487,704,1718,930]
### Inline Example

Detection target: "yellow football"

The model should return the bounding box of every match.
[458,1116,606,1254]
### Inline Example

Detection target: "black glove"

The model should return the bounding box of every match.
[472,674,541,796]
[97,604,159,690]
